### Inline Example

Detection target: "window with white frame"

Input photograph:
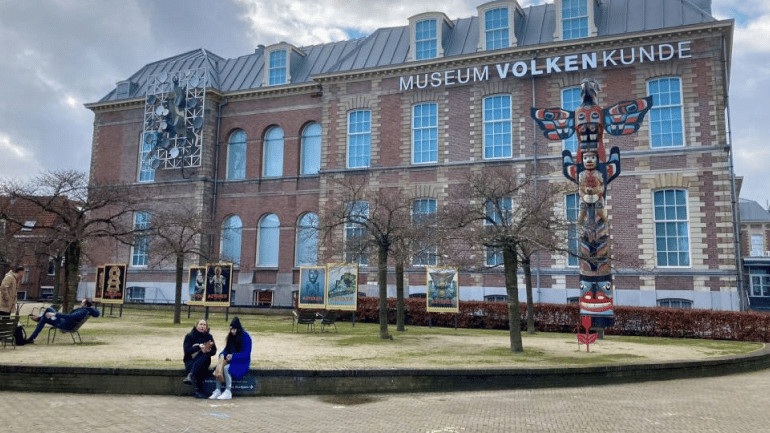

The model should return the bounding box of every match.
[751,234,764,257]
[483,95,512,159]
[561,0,589,40]
[258,214,280,267]
[40,287,54,300]
[566,193,579,267]
[301,122,321,175]
[138,132,156,182]
[344,201,369,265]
[221,215,242,265]
[648,77,684,148]
[412,103,438,164]
[268,49,287,86]
[484,7,509,50]
[561,87,581,155]
[347,110,371,168]
[412,199,438,266]
[296,212,318,266]
[131,211,151,267]
[484,197,512,266]
[750,272,770,297]
[415,19,438,60]
[657,298,693,309]
[654,189,690,267]
[227,129,246,180]
[263,126,284,177]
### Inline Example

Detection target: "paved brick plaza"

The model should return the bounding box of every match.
[3,368,770,432]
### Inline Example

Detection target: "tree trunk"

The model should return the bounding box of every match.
[522,257,535,334]
[63,241,82,312]
[377,242,390,339]
[503,244,523,352]
[174,253,184,324]
[396,261,405,332]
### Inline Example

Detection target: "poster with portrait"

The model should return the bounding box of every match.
[298,266,326,309]
[187,266,207,306]
[426,267,459,313]
[326,263,358,311]
[204,262,232,307]
[93,265,105,302]
[101,263,127,305]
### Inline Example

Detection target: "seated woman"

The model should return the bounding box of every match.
[183,319,217,398]
[209,316,251,400]
[26,298,100,344]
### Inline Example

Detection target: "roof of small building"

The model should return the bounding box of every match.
[95,0,719,103]
[740,198,770,223]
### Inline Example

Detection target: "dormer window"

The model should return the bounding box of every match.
[408,12,454,61]
[22,220,36,232]
[553,0,598,41]
[477,1,522,51]
[263,43,305,87]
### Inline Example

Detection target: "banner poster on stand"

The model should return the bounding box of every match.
[426,267,459,313]
[298,266,326,309]
[204,263,232,307]
[101,263,127,305]
[326,263,358,311]
[94,265,105,302]
[187,265,206,306]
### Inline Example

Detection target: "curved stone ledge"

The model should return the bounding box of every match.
[2,344,768,396]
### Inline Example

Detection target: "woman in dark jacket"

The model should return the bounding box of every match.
[183,319,217,398]
[209,316,251,400]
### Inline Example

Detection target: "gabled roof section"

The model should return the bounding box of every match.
[93,0,721,104]
[740,199,770,223]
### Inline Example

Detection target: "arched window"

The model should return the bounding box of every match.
[296,212,318,266]
[221,215,242,265]
[258,214,280,267]
[226,130,246,180]
[301,123,321,175]
[263,126,284,177]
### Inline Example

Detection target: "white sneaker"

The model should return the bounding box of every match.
[208,389,222,399]
[217,389,232,400]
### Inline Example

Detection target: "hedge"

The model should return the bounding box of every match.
[341,296,770,342]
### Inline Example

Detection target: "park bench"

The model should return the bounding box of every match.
[47,314,92,344]
[292,310,319,332]
[0,315,20,349]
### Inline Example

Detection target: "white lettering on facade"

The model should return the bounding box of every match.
[678,41,692,59]
[620,48,636,65]
[495,63,510,79]
[582,53,597,70]
[546,56,562,74]
[603,49,618,67]
[564,54,578,71]
[512,61,528,77]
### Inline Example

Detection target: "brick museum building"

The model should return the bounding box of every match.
[83,0,743,310]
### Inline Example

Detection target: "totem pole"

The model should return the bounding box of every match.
[531,79,652,337]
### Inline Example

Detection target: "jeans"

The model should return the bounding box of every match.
[215,363,232,391]
[184,354,212,390]
[29,307,57,340]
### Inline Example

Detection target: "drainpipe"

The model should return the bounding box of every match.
[209,98,228,255]
[530,52,541,302]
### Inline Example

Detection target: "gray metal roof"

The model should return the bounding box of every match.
[97,0,718,103]
[740,199,770,223]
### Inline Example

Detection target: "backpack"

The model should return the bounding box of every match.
[14,325,26,346]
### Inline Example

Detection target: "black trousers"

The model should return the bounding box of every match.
[185,355,212,390]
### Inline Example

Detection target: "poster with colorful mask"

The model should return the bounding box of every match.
[187,266,206,306]
[204,263,232,307]
[298,266,326,309]
[101,263,127,304]
[93,265,105,302]
[326,263,357,311]
[426,267,459,313]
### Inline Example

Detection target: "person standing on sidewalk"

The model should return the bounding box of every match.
[0,266,24,316]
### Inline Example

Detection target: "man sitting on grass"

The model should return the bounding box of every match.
[26,298,100,344]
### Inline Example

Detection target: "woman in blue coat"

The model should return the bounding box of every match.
[209,316,251,400]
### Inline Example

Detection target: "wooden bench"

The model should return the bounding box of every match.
[0,315,20,349]
[292,310,319,332]
[47,314,91,344]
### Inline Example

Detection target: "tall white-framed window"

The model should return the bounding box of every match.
[561,87,581,155]
[415,19,438,60]
[750,272,770,297]
[226,129,246,180]
[648,77,684,148]
[751,234,764,257]
[221,215,242,265]
[347,110,371,168]
[138,133,156,183]
[344,201,369,266]
[483,95,512,159]
[484,7,509,50]
[258,214,280,267]
[566,193,579,267]
[263,126,284,177]
[301,122,321,175]
[654,189,690,267]
[131,211,151,267]
[412,198,438,266]
[412,103,438,164]
[268,49,287,86]
[561,0,589,40]
[484,197,513,266]
[296,212,319,266]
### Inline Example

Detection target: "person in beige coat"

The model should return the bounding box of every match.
[0,266,24,316]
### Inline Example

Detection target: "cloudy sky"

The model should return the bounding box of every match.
[1,0,768,205]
